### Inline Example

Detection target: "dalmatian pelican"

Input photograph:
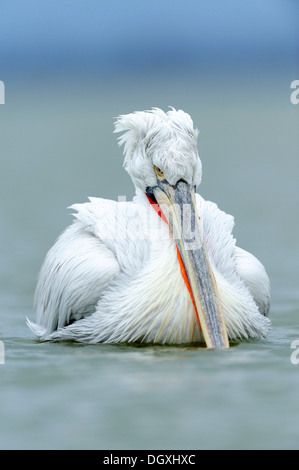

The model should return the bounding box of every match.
[27,107,271,348]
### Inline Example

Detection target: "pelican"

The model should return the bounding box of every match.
[27,107,271,348]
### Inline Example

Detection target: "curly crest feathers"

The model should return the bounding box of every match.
[114,107,199,171]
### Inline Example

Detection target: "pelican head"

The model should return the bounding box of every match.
[115,107,229,349]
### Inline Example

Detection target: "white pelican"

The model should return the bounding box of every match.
[28,107,271,348]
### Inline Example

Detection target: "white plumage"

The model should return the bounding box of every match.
[28,107,271,346]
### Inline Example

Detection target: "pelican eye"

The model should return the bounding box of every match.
[154,165,165,179]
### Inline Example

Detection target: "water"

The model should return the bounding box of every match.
[0,75,299,449]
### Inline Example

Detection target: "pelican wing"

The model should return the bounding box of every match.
[28,198,121,340]
[234,246,270,316]
[195,194,271,339]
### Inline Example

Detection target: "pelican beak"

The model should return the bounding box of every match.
[151,179,229,349]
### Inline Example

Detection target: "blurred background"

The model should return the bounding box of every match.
[0,0,298,450]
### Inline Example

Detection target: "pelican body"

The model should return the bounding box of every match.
[28,108,271,348]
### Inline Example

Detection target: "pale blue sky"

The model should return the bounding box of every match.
[0,0,298,76]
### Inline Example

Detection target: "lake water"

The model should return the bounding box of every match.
[0,75,298,449]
